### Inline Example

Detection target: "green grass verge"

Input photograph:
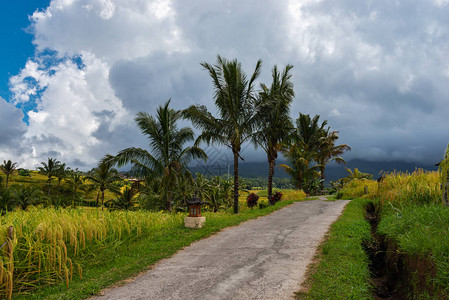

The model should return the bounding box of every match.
[377,203,449,297]
[296,198,372,299]
[15,199,304,299]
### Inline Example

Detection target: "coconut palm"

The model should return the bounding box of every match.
[253,65,294,200]
[183,55,262,213]
[279,146,322,193]
[106,100,207,211]
[340,168,373,185]
[10,184,44,210]
[316,130,351,189]
[106,186,136,210]
[86,158,121,209]
[0,160,18,189]
[38,158,61,196]
[55,163,70,188]
[65,169,87,207]
[294,113,328,152]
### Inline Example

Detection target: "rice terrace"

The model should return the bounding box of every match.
[2,1,449,299]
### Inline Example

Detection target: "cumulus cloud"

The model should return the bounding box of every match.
[4,0,449,168]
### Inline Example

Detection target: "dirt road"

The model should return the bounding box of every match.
[94,199,349,300]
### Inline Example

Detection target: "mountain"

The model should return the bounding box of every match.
[189,159,438,183]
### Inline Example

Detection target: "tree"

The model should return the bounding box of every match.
[183,55,262,213]
[106,100,207,211]
[294,113,328,152]
[253,65,294,200]
[0,160,18,189]
[315,130,351,189]
[279,146,321,194]
[38,158,61,196]
[55,163,70,188]
[106,186,136,210]
[340,168,373,185]
[86,158,121,209]
[10,184,44,210]
[65,169,87,207]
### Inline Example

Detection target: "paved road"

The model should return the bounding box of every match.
[94,199,349,300]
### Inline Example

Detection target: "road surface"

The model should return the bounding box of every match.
[94,198,349,300]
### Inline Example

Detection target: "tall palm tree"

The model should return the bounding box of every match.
[316,130,351,189]
[253,65,294,201]
[0,160,18,189]
[294,113,328,152]
[106,100,207,212]
[183,55,262,213]
[38,158,61,196]
[86,158,121,209]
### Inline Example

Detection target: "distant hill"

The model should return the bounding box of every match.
[189,158,438,183]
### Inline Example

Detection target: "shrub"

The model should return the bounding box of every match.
[246,193,259,209]
[258,202,268,209]
[269,191,283,205]
[18,168,31,177]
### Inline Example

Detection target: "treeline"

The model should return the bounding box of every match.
[2,55,350,213]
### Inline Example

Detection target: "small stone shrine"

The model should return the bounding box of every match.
[184,193,206,228]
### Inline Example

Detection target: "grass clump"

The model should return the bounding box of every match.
[296,198,372,299]
[377,203,449,297]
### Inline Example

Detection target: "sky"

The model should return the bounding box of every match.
[1,0,448,170]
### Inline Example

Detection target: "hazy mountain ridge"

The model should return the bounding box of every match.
[189,159,438,182]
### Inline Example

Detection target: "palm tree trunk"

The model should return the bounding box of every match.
[47,178,52,196]
[233,151,239,214]
[267,158,275,203]
[5,175,9,189]
[167,190,172,212]
[320,165,325,191]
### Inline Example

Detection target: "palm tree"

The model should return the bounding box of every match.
[183,55,262,213]
[10,184,44,210]
[340,168,373,185]
[0,160,18,189]
[55,163,70,188]
[106,100,207,212]
[106,186,136,210]
[294,113,328,152]
[253,65,294,201]
[86,158,121,209]
[279,146,322,193]
[38,158,61,196]
[65,169,87,207]
[316,130,351,189]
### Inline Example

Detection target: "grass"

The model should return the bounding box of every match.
[377,203,449,297]
[3,198,306,299]
[296,198,372,299]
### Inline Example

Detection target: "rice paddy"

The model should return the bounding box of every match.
[0,208,183,298]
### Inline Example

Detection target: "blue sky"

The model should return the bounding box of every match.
[0,1,50,101]
[1,0,449,169]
